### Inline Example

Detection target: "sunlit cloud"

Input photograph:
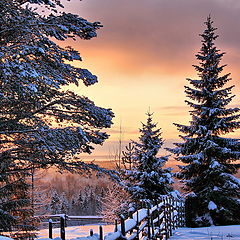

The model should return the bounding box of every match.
[57,0,240,162]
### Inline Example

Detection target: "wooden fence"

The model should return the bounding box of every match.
[106,196,185,240]
[45,195,185,240]
[41,215,103,240]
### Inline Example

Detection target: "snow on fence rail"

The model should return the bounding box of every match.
[106,196,185,240]
[43,195,185,240]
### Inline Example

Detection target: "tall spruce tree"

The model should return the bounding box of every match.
[125,112,173,204]
[168,16,240,226]
[0,0,114,234]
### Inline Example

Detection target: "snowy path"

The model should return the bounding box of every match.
[170,225,240,240]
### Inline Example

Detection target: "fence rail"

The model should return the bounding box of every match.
[39,215,103,240]
[107,196,185,240]
[44,195,185,240]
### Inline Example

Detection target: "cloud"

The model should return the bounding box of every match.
[59,0,240,155]
[62,0,240,78]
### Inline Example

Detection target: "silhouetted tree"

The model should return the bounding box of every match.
[121,143,135,170]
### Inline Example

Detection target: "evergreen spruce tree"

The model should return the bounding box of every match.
[0,0,114,234]
[0,168,34,233]
[168,16,240,226]
[60,193,70,214]
[49,190,62,214]
[126,112,173,204]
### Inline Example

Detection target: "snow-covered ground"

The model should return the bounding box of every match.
[1,224,239,240]
[37,224,240,240]
[37,224,114,239]
[0,237,14,240]
[170,225,240,240]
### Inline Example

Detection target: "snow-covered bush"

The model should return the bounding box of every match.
[100,183,131,223]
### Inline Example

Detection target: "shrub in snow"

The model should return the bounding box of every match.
[100,183,131,223]
[124,112,174,204]
[168,16,240,227]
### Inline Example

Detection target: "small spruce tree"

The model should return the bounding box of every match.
[49,190,62,214]
[125,112,173,204]
[168,16,240,227]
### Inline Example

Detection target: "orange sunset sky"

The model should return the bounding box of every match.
[58,0,240,162]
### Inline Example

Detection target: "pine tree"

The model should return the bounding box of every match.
[125,112,173,204]
[49,190,62,215]
[0,0,114,234]
[0,168,34,234]
[60,193,69,214]
[168,16,240,227]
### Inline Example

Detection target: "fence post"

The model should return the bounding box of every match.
[147,207,151,239]
[64,214,67,227]
[156,203,160,228]
[179,200,182,227]
[120,215,125,237]
[136,210,139,240]
[99,225,103,240]
[181,200,184,227]
[129,210,133,219]
[172,197,176,230]
[157,202,162,239]
[49,219,53,239]
[114,219,118,232]
[181,200,185,227]
[163,197,169,240]
[151,215,154,237]
[60,216,65,240]
[177,199,182,227]
[175,199,179,228]
[168,197,173,237]
[129,209,134,235]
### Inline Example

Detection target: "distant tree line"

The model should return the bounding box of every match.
[34,173,110,216]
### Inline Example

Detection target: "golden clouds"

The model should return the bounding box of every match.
[59,0,240,161]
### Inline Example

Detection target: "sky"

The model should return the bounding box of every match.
[58,0,240,163]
